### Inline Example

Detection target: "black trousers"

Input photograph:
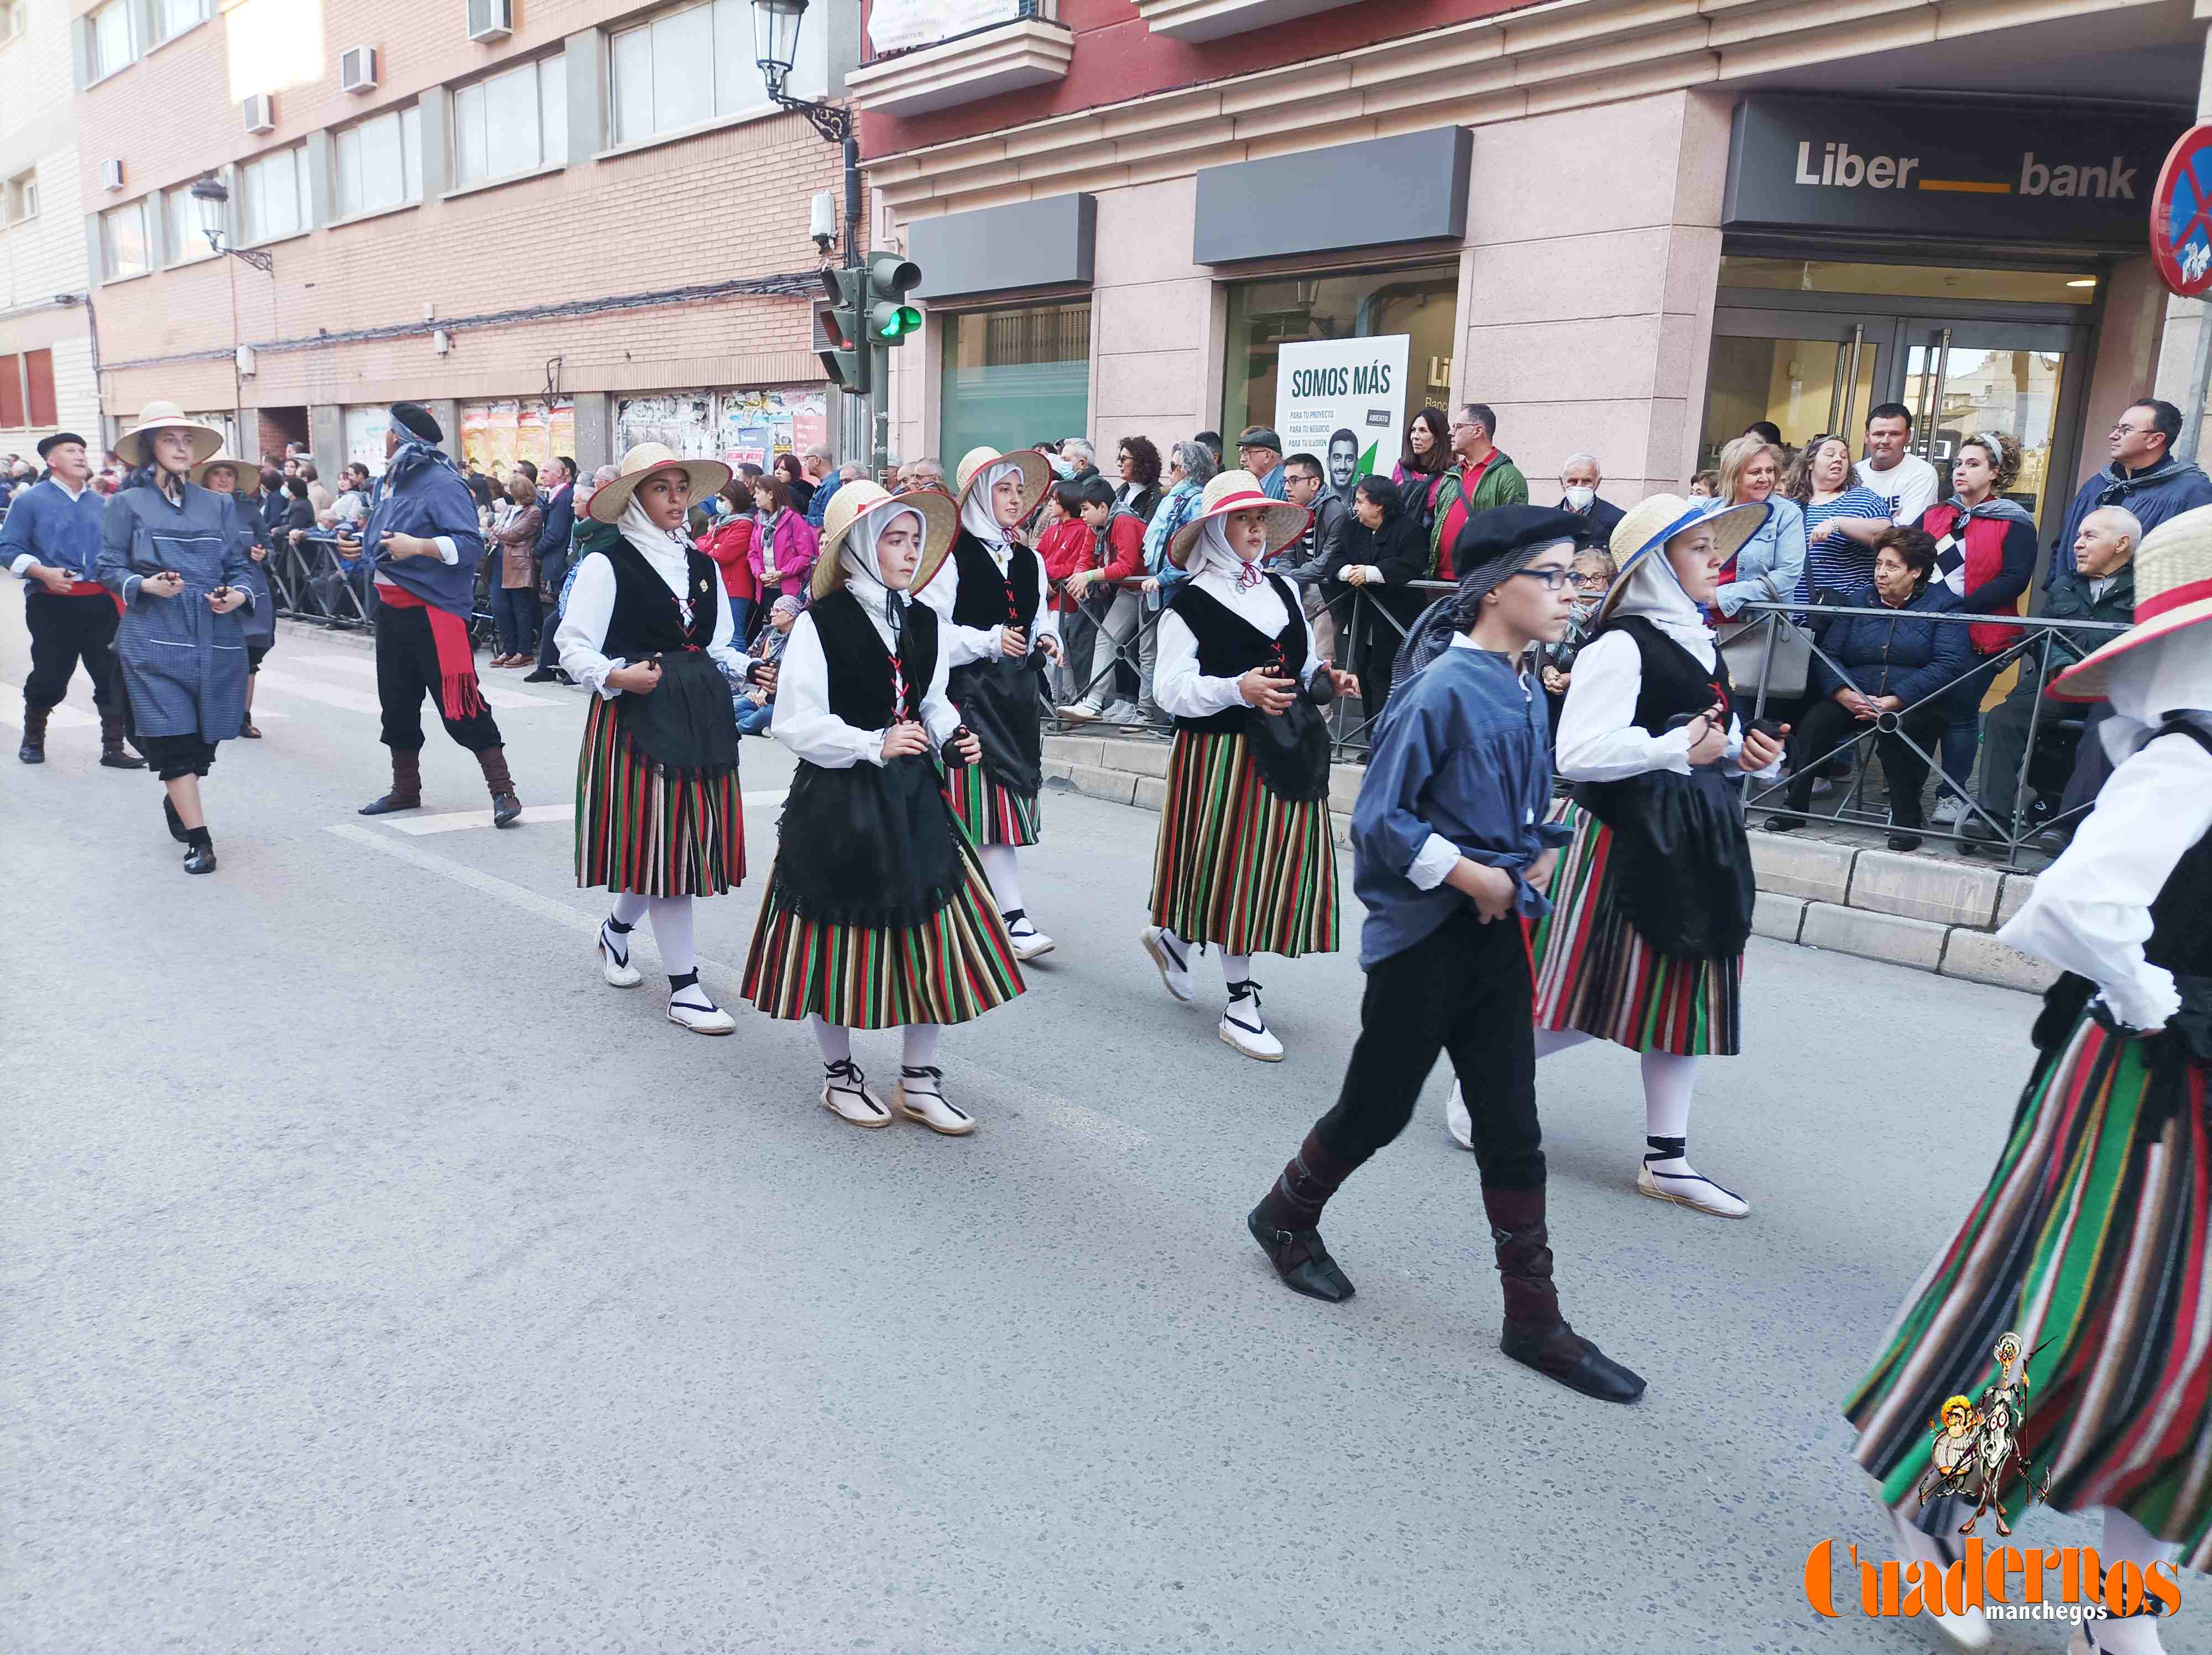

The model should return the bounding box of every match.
[1785,694,1947,827]
[1316,905,1545,1189]
[534,550,567,670]
[23,590,123,714]
[375,601,503,753]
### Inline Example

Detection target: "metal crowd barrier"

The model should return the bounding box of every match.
[270,532,502,644]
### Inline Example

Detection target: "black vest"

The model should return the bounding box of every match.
[598,540,719,658]
[2145,716,2212,980]
[810,587,939,730]
[1604,614,1735,735]
[947,530,1040,634]
[1168,576,1309,735]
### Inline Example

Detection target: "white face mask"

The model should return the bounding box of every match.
[1562,485,1596,512]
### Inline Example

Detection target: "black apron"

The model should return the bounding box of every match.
[1171,577,1331,804]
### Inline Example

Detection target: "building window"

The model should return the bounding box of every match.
[89,0,135,77]
[241,145,310,243]
[938,302,1091,467]
[335,106,422,217]
[153,0,209,44]
[1,1,25,45]
[451,58,565,188]
[609,0,787,146]
[0,350,57,428]
[4,168,35,225]
[100,199,150,278]
[164,183,218,263]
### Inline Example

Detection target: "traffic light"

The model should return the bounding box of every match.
[864,251,921,345]
[818,265,869,396]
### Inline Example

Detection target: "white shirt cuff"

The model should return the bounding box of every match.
[9,554,34,577]
[432,536,459,565]
[2101,972,2182,1033]
[1407,834,1461,891]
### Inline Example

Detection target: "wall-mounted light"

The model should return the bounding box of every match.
[2065,278,2098,289]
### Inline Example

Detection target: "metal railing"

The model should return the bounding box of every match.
[269,533,500,644]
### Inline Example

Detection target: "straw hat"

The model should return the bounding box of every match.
[954,445,1053,523]
[189,449,246,489]
[114,400,227,469]
[811,479,959,602]
[1165,469,1310,569]
[586,441,733,525]
[2049,502,2212,701]
[1594,493,1770,627]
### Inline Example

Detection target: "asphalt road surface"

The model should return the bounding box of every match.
[4,606,2199,1655]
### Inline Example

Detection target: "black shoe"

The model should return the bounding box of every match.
[521,668,556,683]
[491,792,522,829]
[1764,813,1806,832]
[1499,1319,1646,1403]
[17,740,42,764]
[2027,827,2070,858]
[182,841,217,875]
[1887,831,1923,852]
[552,669,576,686]
[1247,1205,1355,1303]
[1957,815,2006,853]
[358,793,421,816]
[100,748,146,769]
[163,796,189,842]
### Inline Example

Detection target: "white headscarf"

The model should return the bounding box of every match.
[960,462,1021,550]
[2098,626,2212,761]
[1188,513,1264,589]
[618,475,693,567]
[1613,530,1705,631]
[843,502,926,626]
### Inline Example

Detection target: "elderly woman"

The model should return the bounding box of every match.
[742,483,1021,1136]
[97,402,257,875]
[556,443,758,1037]
[190,452,274,737]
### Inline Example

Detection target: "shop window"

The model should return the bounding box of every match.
[1718,257,2098,306]
[100,199,149,279]
[88,0,134,77]
[336,107,422,218]
[1221,263,1458,457]
[609,0,821,146]
[938,302,1091,470]
[452,58,565,187]
[241,145,310,243]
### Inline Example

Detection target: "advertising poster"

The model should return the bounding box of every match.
[1276,334,1410,496]
[719,388,828,470]
[615,394,718,460]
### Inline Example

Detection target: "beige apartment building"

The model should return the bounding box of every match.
[856,0,2212,542]
[69,0,862,476]
[1,0,101,459]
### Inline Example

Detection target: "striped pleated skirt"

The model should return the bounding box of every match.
[944,762,1040,847]
[1148,728,1337,959]
[575,695,745,897]
[1845,1010,2212,1568]
[1530,802,1741,1056]
[741,828,1025,1029]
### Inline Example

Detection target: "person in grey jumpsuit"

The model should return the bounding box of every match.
[96,402,255,875]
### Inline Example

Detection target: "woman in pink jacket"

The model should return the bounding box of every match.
[752,476,820,601]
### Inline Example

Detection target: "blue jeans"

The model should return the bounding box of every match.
[728,595,757,649]
[494,585,539,658]
[735,698,775,736]
[1938,652,2003,802]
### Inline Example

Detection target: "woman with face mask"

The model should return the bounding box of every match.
[742,483,1022,1135]
[1141,470,1360,1062]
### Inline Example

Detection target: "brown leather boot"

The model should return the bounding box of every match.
[17,702,49,763]
[99,710,146,769]
[1248,1127,1364,1302]
[1483,1183,1645,1403]
[476,745,521,828]
[359,747,424,814]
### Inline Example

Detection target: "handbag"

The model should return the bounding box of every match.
[1714,614,1811,699]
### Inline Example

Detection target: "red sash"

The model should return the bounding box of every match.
[378,585,488,722]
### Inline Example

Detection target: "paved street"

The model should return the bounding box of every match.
[4,604,2199,1655]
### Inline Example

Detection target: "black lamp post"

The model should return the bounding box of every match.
[187,172,274,273]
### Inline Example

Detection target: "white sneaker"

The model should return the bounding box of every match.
[893,1067,976,1136]
[1219,982,1284,1061]
[1445,1081,1474,1150]
[667,989,735,1035]
[821,1060,891,1128]
[1098,699,1139,724]
[1931,795,1965,828]
[597,922,643,988]
[1004,910,1055,961]
[1141,926,1193,1002]
[1884,1507,1994,1651]
[1056,700,1104,722]
[1636,1159,1751,1219]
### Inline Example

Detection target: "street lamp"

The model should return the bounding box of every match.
[187,171,273,273]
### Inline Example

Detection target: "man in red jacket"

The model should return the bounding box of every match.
[1055,475,1148,722]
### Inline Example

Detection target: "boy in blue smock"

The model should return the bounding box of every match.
[1246,504,1646,1406]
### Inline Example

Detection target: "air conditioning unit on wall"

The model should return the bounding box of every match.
[100,158,124,191]
[340,45,378,93]
[242,92,275,134]
[465,0,512,42]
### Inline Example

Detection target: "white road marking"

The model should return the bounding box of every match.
[248,669,384,716]
[374,789,787,835]
[0,683,97,729]
[287,653,566,709]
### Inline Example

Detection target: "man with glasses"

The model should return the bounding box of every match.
[2044,398,2211,587]
[1428,404,1529,579]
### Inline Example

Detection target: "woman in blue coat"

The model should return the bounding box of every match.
[97,402,255,875]
[192,452,275,738]
[1765,525,1969,851]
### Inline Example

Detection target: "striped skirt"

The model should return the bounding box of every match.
[741,828,1025,1029]
[1148,728,1338,958]
[574,695,745,897]
[1845,1010,2212,1568]
[1529,802,1740,1056]
[944,762,1040,847]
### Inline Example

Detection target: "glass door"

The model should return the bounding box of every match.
[1698,319,1882,471]
[1896,323,2073,523]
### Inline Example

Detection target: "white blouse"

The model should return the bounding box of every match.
[556,540,750,699]
[1997,732,2212,1031]
[1152,566,1325,721]
[1553,622,1778,782]
[771,597,962,770]
[919,539,1059,668]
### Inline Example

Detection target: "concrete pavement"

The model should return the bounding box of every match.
[3,606,2197,1655]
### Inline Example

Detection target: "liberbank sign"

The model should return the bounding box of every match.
[1723,97,2186,247]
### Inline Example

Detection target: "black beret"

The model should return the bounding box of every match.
[1450,505,1587,603]
[389,402,443,444]
[36,431,87,459]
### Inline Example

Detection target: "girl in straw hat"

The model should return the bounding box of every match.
[1845,504,2212,1636]
[917,446,1063,961]
[1141,469,1360,1062]
[95,402,258,875]
[556,443,758,1035]
[1453,495,1786,1219]
[190,453,275,739]
[741,482,1023,1134]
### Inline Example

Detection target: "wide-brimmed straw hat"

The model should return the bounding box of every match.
[812,479,959,602]
[1594,493,1769,627]
[954,446,1053,523]
[189,449,246,488]
[1166,469,1310,569]
[114,400,227,470]
[586,441,733,525]
[2050,502,2212,701]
